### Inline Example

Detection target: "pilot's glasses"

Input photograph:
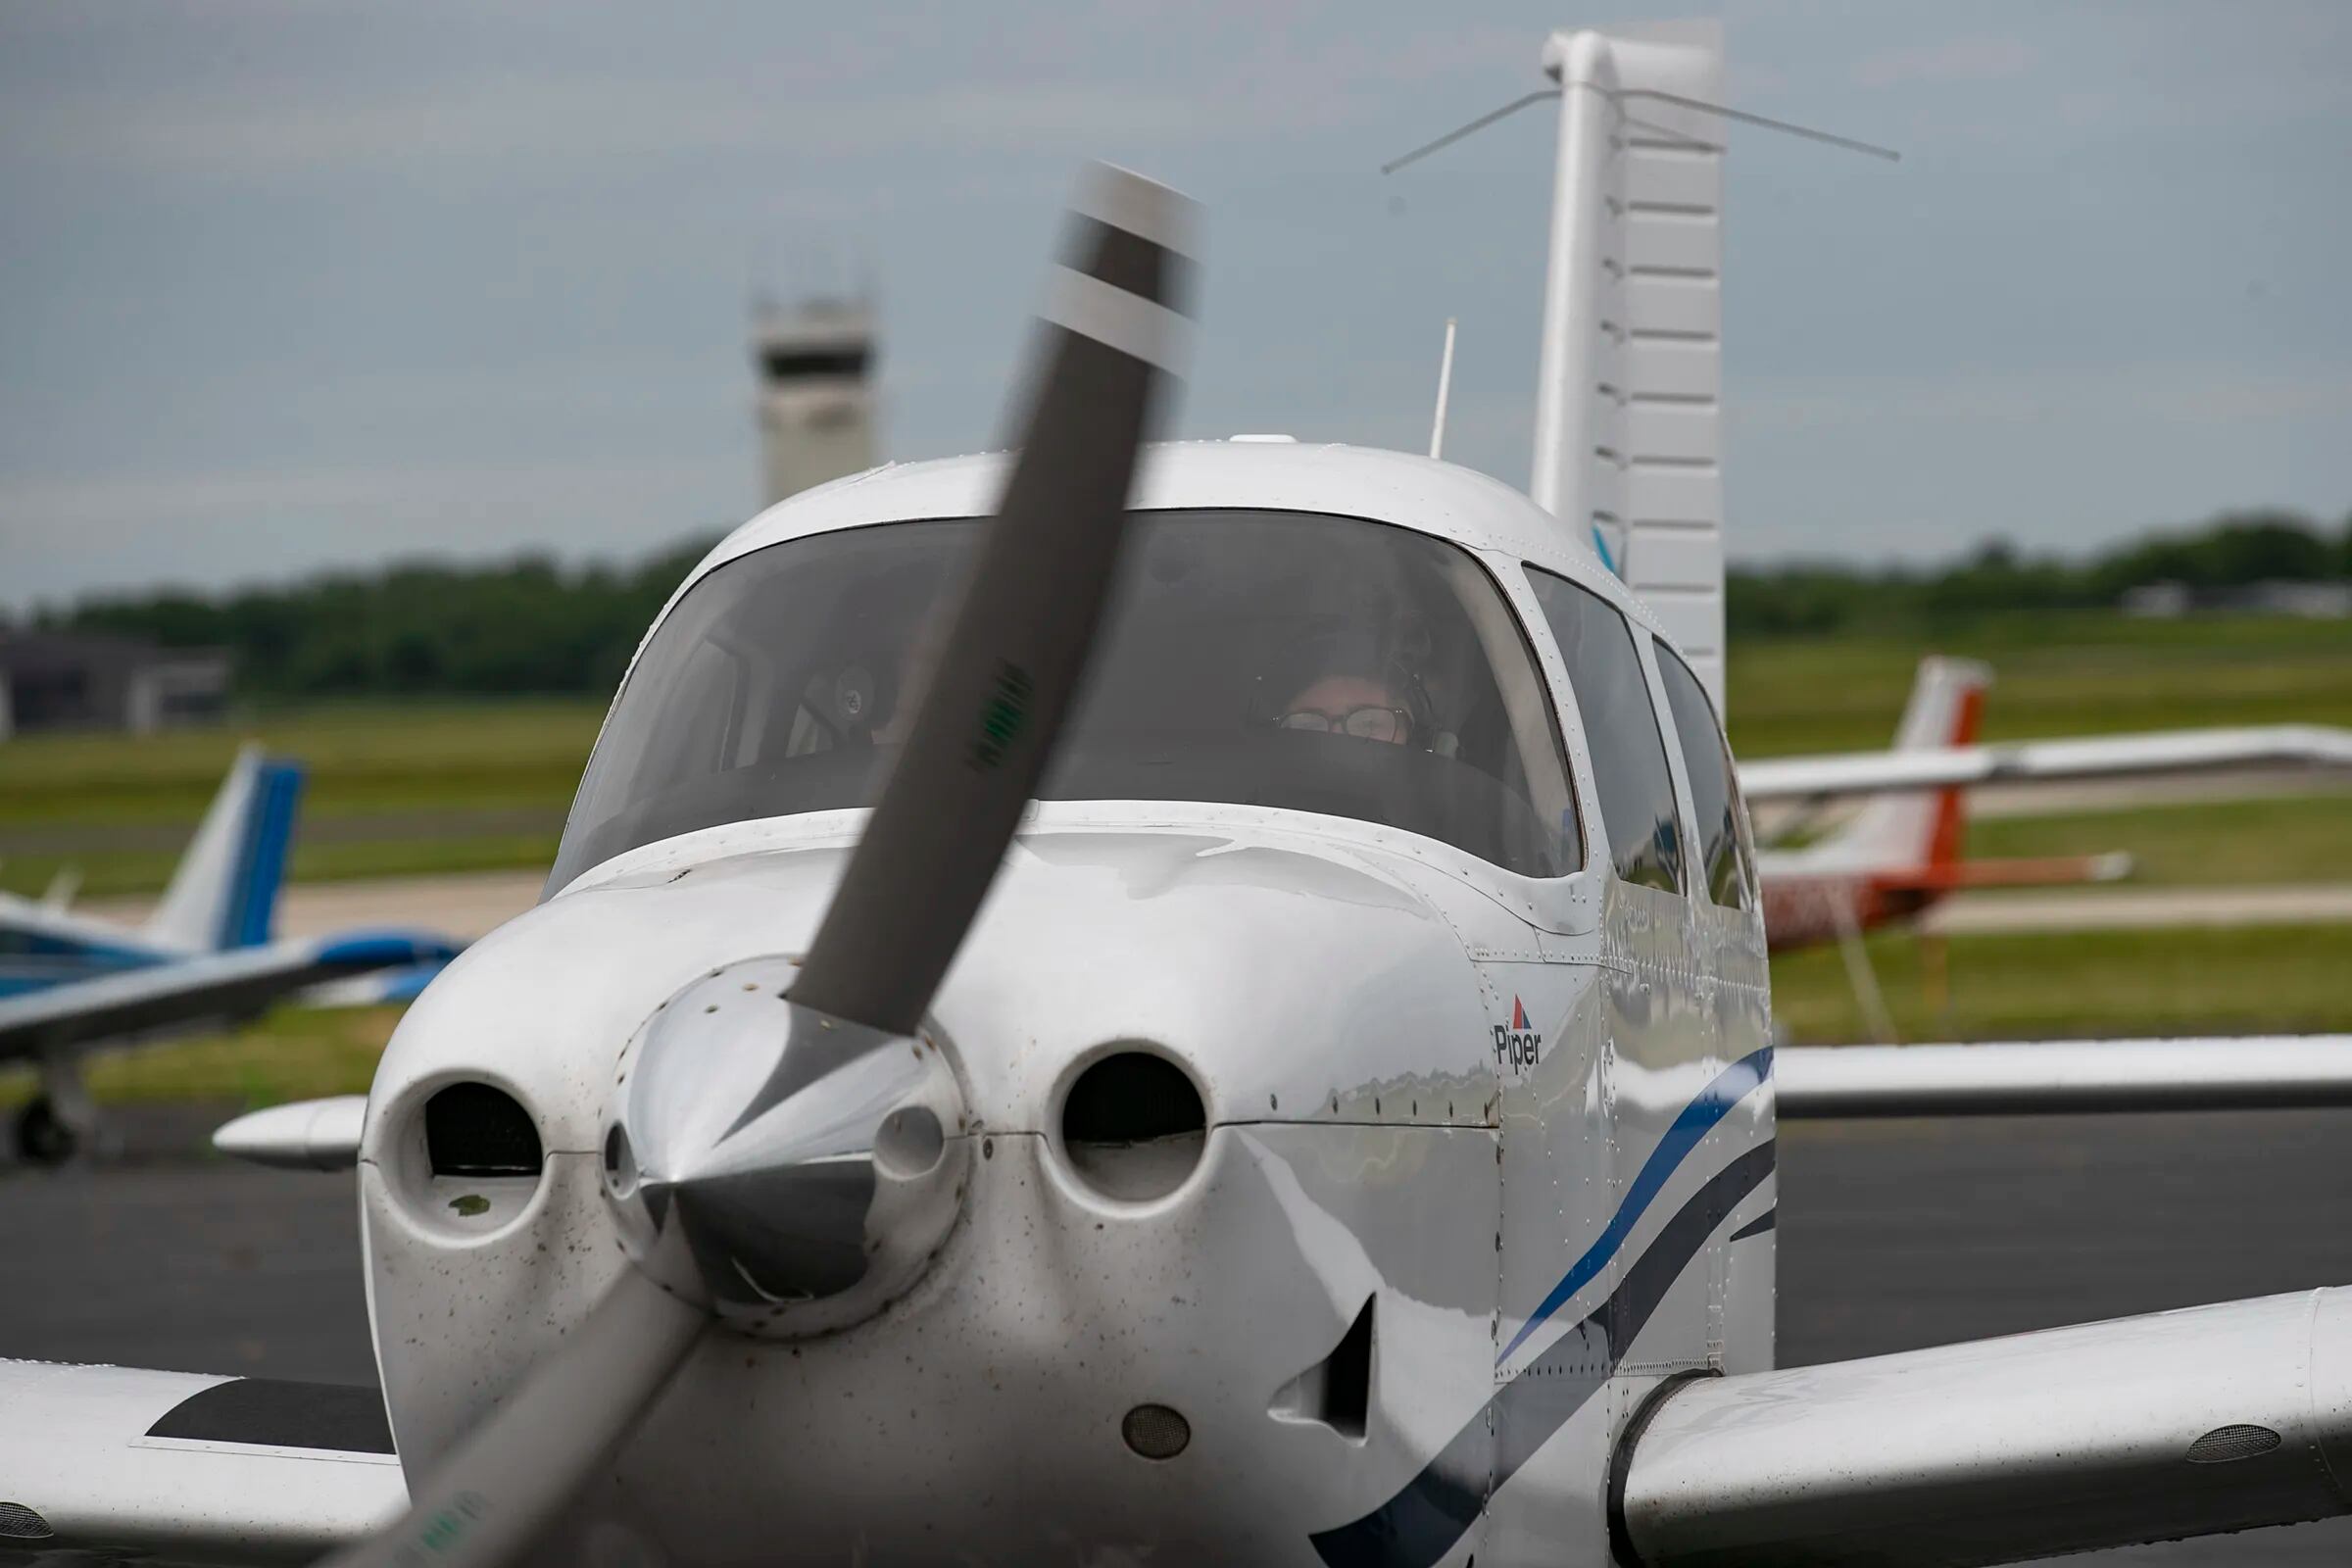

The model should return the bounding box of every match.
[1275,706,1413,743]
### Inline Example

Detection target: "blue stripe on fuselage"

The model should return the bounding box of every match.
[1494,1046,1773,1367]
[1309,1140,1778,1568]
[1307,1048,1777,1568]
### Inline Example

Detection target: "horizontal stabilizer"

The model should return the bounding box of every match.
[1865,852,2133,895]
[1614,1286,2352,1566]
[1777,1036,2352,1118]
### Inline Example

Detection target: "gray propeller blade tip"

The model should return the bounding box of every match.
[1043,165,1200,373]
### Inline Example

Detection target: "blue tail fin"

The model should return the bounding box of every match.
[145,748,307,953]
[221,760,304,950]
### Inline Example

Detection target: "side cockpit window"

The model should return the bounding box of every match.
[1653,641,1754,910]
[1523,569,1685,895]
[551,511,1586,889]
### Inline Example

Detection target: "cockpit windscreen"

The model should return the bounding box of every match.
[550,510,1584,889]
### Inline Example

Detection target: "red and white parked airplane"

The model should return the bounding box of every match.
[1751,658,2134,953]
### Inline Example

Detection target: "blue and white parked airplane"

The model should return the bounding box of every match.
[0,744,459,1163]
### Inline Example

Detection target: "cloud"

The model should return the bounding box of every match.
[0,73,1254,178]
[0,7,1544,182]
[1852,35,2036,90]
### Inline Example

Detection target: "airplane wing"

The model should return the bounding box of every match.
[0,931,459,1059]
[1776,1036,2352,1117]
[0,1358,404,1566]
[1613,1285,2352,1566]
[1739,723,2352,804]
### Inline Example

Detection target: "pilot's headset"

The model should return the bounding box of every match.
[826,659,892,737]
[820,568,955,744]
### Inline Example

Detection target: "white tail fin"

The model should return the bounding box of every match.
[145,744,307,954]
[1531,20,1727,709]
[38,865,81,912]
[1814,657,1992,870]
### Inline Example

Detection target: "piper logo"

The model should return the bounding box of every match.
[1494,997,1543,1072]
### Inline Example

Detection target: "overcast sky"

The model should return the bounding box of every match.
[4,0,2347,609]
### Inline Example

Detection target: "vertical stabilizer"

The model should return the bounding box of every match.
[1532,21,1727,709]
[1822,657,1992,870]
[145,745,307,953]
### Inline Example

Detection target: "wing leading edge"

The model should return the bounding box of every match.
[1740,723,2352,804]
[1776,1036,2352,1118]
[0,931,459,1061]
[1613,1285,2352,1567]
[0,1359,404,1566]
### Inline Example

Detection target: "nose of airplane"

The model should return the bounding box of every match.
[600,955,970,1337]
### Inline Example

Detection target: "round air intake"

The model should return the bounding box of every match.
[1122,1403,1192,1460]
[425,1082,542,1177]
[1059,1051,1206,1202]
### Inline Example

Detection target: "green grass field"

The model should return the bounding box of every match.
[1969,792,2352,886]
[1,612,2345,901]
[1727,612,2352,758]
[1769,924,2352,1046]
[0,701,596,897]
[0,1005,403,1107]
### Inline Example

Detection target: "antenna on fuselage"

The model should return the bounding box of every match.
[1379,85,1898,176]
[1428,317,1458,460]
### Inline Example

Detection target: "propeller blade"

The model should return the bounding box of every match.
[318,1266,704,1568]
[790,164,1196,1041]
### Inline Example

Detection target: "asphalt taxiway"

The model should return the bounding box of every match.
[5,1105,2350,1562]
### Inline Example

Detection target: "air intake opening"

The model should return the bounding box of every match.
[1270,1295,1375,1441]
[425,1083,542,1177]
[0,1501,55,1542]
[2186,1423,2283,1464]
[1060,1051,1206,1201]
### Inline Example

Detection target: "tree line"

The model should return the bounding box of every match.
[42,537,718,700]
[22,508,2351,699]
[1734,509,2351,638]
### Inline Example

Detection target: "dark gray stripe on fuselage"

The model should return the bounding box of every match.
[1729,1205,1775,1242]
[1308,1141,1778,1568]
[147,1377,395,1454]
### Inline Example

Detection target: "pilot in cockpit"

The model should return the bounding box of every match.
[1262,629,1436,750]
[551,511,1570,889]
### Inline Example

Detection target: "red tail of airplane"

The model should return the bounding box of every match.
[1757,658,2131,952]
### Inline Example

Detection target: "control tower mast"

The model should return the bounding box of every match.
[753,297,876,506]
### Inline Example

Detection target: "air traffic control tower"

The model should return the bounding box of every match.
[754,298,876,506]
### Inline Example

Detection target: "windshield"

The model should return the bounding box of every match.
[551,510,1583,889]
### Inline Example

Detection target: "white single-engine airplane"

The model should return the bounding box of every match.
[10,24,2352,1568]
